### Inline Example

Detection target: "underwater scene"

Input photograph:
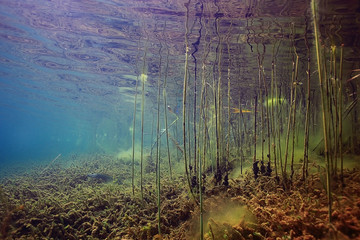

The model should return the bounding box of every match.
[0,0,360,239]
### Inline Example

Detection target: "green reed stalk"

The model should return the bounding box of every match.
[216,54,223,175]
[238,96,243,174]
[131,39,143,196]
[339,44,344,184]
[290,28,299,181]
[270,42,278,178]
[163,41,172,180]
[140,43,148,201]
[192,66,198,177]
[226,37,231,173]
[263,62,271,167]
[303,21,311,180]
[276,74,283,176]
[312,0,332,222]
[131,74,139,195]
[283,57,296,181]
[199,38,210,240]
[237,89,248,164]
[150,114,155,157]
[253,95,258,164]
[322,48,334,170]
[203,87,209,173]
[257,51,265,164]
[140,74,145,201]
[214,16,223,176]
[200,14,211,175]
[291,55,299,181]
[175,120,179,161]
[330,46,338,176]
[183,0,195,199]
[187,107,192,174]
[200,106,206,240]
[211,59,217,174]
[156,42,163,235]
[325,48,335,175]
[260,89,264,163]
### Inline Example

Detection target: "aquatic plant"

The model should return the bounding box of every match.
[302,17,311,180]
[138,25,150,202]
[155,35,163,235]
[131,39,142,196]
[198,9,212,239]
[163,44,173,181]
[215,16,223,184]
[311,0,332,222]
[140,69,148,202]
[226,23,233,182]
[182,0,195,201]
[253,95,258,179]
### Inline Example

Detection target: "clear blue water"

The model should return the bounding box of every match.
[0,0,144,166]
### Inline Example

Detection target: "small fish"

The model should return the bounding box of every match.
[140,73,148,83]
[230,108,252,114]
[167,105,174,113]
[87,173,113,182]
[225,107,252,114]
[167,104,180,115]
[264,97,287,107]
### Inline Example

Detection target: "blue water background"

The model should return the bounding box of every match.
[0,0,145,167]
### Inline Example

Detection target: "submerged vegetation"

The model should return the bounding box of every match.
[1,0,360,239]
[0,155,360,239]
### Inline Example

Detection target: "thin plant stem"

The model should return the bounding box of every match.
[312,0,332,222]
[162,33,173,180]
[339,44,344,184]
[291,55,299,181]
[253,95,258,164]
[131,39,142,195]
[283,58,295,181]
[303,18,311,180]
[140,56,147,201]
[156,40,163,235]
[270,41,278,178]
[183,0,196,200]
[131,73,139,195]
[226,23,232,174]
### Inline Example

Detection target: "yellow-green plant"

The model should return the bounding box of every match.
[311,0,332,222]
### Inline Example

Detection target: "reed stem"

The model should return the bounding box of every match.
[156,41,163,235]
[339,44,344,184]
[303,19,311,180]
[253,95,258,173]
[140,63,147,201]
[311,0,332,222]
[183,0,195,199]
[163,38,173,180]
[131,40,142,195]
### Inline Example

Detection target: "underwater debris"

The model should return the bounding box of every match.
[265,161,272,177]
[40,154,62,175]
[253,161,260,179]
[260,161,266,175]
[87,173,113,183]
[0,204,25,239]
